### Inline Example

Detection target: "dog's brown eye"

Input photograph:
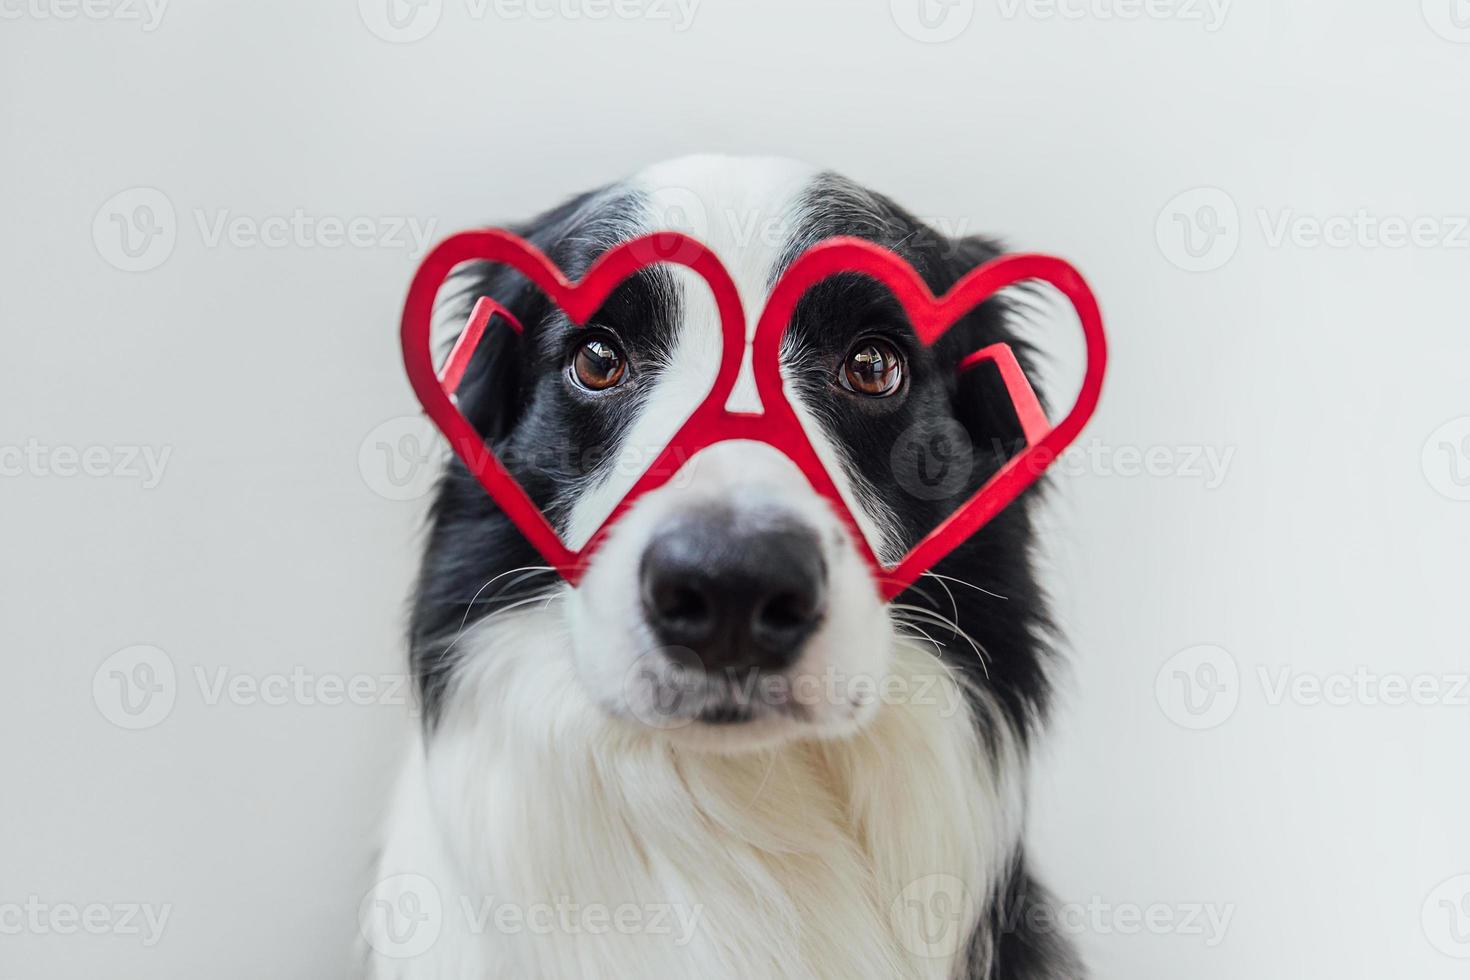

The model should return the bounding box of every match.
[571,336,627,391]
[839,337,904,397]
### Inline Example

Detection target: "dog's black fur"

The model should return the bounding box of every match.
[407,171,1078,979]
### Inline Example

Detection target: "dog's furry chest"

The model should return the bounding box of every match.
[368,617,1021,980]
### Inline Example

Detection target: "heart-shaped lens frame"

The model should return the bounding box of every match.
[401,229,1106,602]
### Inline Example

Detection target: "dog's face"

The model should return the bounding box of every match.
[413,156,1045,751]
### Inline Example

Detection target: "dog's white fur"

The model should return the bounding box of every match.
[368,156,1027,979]
[370,610,1022,978]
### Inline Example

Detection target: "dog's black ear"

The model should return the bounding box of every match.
[444,266,544,445]
[442,192,606,444]
[928,234,1040,465]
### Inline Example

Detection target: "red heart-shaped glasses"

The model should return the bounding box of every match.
[401,229,1106,601]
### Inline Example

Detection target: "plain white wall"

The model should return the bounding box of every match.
[3,1,1468,977]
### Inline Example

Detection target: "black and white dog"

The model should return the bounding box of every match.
[368,155,1079,979]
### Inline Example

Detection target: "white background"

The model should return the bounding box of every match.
[3,1,1468,977]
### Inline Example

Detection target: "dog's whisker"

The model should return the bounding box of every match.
[456,565,556,627]
[919,571,961,628]
[922,571,1009,602]
[893,622,945,654]
[439,587,563,663]
[489,590,564,621]
[891,604,992,679]
[438,566,559,663]
[466,567,558,604]
[877,576,945,613]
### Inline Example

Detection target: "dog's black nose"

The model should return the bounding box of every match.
[639,507,827,674]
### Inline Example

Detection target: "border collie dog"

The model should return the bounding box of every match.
[369,155,1079,979]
